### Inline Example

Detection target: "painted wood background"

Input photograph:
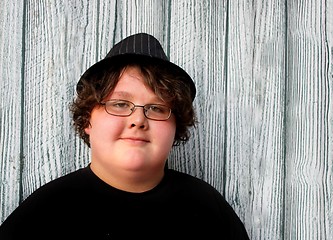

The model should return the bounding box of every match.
[1,1,332,239]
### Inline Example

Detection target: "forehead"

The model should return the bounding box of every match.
[109,66,163,102]
[114,66,147,90]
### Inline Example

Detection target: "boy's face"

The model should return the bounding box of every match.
[85,66,176,192]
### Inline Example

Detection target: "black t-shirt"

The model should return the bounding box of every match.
[0,165,250,239]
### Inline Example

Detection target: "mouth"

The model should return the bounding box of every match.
[120,137,150,144]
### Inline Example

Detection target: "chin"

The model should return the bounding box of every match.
[121,155,165,172]
[120,155,149,169]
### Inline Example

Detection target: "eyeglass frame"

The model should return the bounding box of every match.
[100,99,172,121]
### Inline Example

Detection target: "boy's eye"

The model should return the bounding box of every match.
[113,101,131,108]
[147,105,167,113]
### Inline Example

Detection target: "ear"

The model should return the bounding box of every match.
[84,123,92,135]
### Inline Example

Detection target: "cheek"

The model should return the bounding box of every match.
[92,119,124,137]
[86,110,125,139]
[153,121,176,144]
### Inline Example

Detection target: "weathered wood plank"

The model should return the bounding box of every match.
[168,0,228,187]
[0,1,24,223]
[225,1,286,239]
[326,1,333,239]
[20,1,95,201]
[285,1,333,239]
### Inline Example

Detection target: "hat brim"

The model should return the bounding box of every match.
[77,53,196,101]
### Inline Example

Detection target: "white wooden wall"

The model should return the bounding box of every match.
[1,1,332,239]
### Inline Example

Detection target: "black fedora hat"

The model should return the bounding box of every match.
[77,33,196,101]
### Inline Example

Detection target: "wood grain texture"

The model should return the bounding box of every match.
[225,1,287,239]
[326,1,333,239]
[168,0,228,189]
[0,1,332,239]
[20,0,93,200]
[285,1,333,239]
[0,1,24,222]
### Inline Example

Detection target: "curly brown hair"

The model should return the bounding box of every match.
[70,55,196,147]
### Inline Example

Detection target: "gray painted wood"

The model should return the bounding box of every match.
[0,0,24,223]
[1,1,332,239]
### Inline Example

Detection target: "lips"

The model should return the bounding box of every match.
[120,137,150,143]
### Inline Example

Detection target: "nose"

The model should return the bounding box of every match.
[129,106,148,129]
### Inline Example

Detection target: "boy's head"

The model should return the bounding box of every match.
[70,33,196,147]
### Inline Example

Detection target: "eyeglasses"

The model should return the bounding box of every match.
[100,99,172,121]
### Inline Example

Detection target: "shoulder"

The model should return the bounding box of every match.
[164,169,250,239]
[9,166,93,210]
[30,166,90,195]
[164,168,230,208]
[165,168,221,194]
[0,166,94,238]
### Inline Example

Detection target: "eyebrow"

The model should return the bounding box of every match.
[112,91,132,99]
[111,91,166,104]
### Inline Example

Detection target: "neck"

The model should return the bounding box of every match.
[90,162,165,193]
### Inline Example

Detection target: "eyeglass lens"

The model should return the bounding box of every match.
[103,99,171,120]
